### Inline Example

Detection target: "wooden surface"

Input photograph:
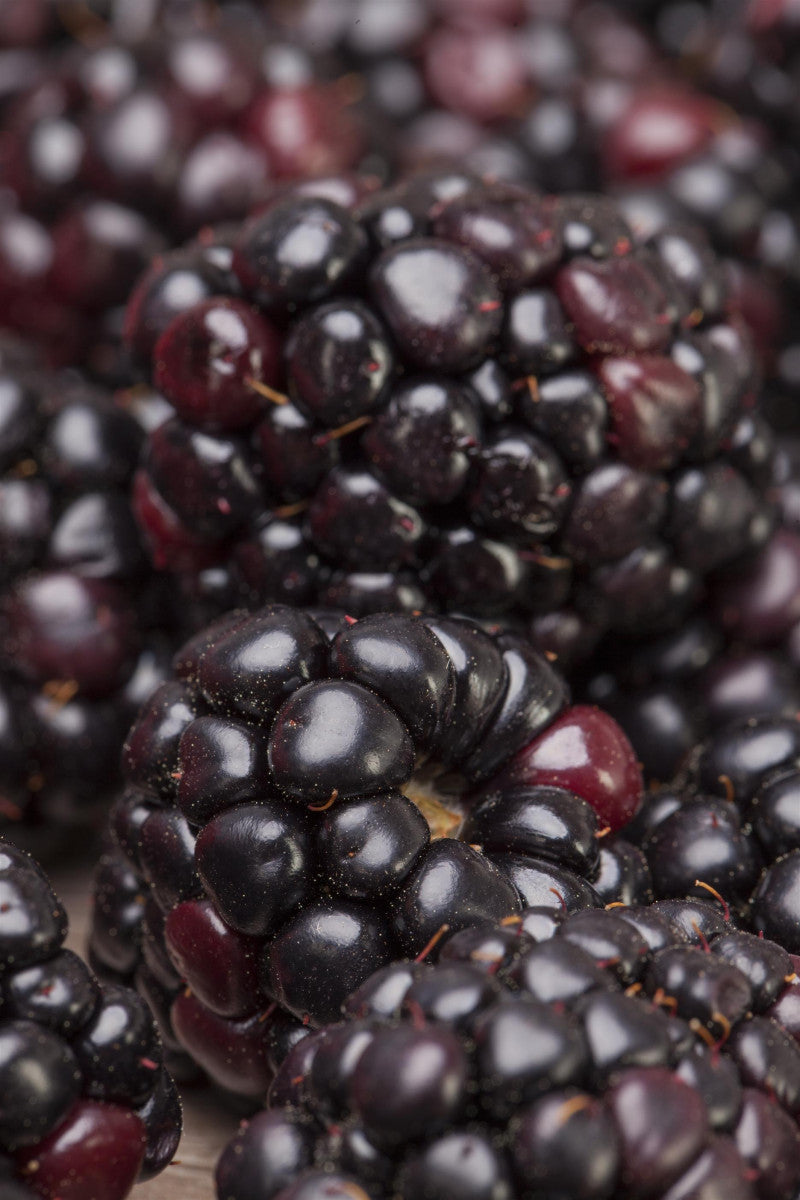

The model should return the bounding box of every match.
[55,864,239,1200]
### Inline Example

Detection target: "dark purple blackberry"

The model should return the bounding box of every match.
[89,605,643,1099]
[606,0,800,433]
[214,901,800,1200]
[280,1,795,326]
[128,171,775,661]
[0,4,367,377]
[0,348,177,855]
[623,713,800,954]
[0,838,181,1199]
[583,440,800,780]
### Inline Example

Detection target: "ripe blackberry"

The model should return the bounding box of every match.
[0,838,181,1199]
[0,347,175,854]
[0,3,366,377]
[282,1,795,302]
[128,170,775,659]
[622,712,800,953]
[214,901,800,1200]
[90,605,644,1098]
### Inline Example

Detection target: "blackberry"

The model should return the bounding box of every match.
[608,0,800,431]
[282,1,795,302]
[623,712,800,952]
[90,605,644,1098]
[128,171,774,659]
[0,838,181,1199]
[214,901,800,1200]
[582,436,800,781]
[0,3,366,377]
[0,347,174,854]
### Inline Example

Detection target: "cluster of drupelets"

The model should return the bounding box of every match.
[1,2,799,1199]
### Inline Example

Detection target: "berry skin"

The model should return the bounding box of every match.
[0,840,180,1199]
[91,606,643,1097]
[129,172,771,657]
[214,900,800,1200]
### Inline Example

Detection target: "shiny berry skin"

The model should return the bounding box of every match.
[153,297,283,432]
[233,198,368,314]
[0,840,180,1198]
[14,1101,147,1200]
[128,173,767,653]
[90,606,643,1096]
[287,300,394,427]
[370,238,502,372]
[751,852,800,954]
[489,705,643,833]
[363,378,480,507]
[213,897,800,1200]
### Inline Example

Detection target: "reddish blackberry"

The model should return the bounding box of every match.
[127,171,775,658]
[214,901,800,1200]
[0,838,181,1199]
[89,605,643,1098]
[0,347,175,855]
[0,3,366,377]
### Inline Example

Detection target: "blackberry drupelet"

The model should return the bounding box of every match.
[214,900,800,1200]
[0,838,181,1200]
[128,170,775,659]
[0,346,174,855]
[623,712,800,953]
[90,605,644,1098]
[0,2,366,377]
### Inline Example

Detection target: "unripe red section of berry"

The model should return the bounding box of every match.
[494,704,643,832]
[15,1101,146,1200]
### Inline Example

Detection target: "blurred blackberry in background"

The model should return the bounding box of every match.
[0,838,181,1200]
[0,1,367,378]
[127,171,777,660]
[282,0,800,433]
[585,437,800,781]
[89,605,644,1097]
[0,342,176,856]
[214,900,800,1200]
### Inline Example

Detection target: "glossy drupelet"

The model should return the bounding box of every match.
[612,0,800,432]
[90,605,644,1099]
[0,2,365,377]
[0,839,181,1200]
[128,170,775,660]
[213,901,800,1200]
[0,345,177,855]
